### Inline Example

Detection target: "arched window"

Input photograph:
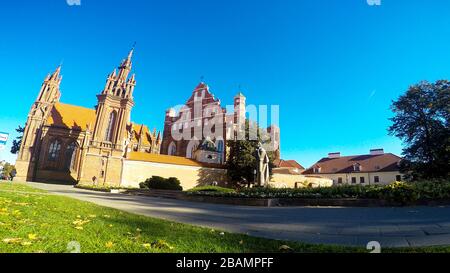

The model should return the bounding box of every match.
[186,140,199,159]
[105,111,117,142]
[216,140,224,163]
[48,140,61,162]
[64,142,78,171]
[217,140,224,153]
[168,142,177,156]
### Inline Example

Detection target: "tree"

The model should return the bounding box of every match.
[10,126,24,154]
[1,163,16,180]
[226,121,276,187]
[389,80,450,180]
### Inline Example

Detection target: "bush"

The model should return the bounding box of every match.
[186,180,450,204]
[139,176,183,191]
[187,186,236,194]
[367,182,419,204]
[411,180,450,200]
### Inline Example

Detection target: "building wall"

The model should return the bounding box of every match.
[79,152,123,187]
[120,160,228,190]
[269,174,333,188]
[316,171,403,186]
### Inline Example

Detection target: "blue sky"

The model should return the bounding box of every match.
[1,0,450,167]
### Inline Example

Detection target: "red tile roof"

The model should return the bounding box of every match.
[274,159,305,170]
[302,153,402,175]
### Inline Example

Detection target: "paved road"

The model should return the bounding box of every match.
[25,182,450,248]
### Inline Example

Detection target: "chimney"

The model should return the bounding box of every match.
[370,149,384,155]
[328,152,341,159]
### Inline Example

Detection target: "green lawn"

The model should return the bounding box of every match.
[0,182,449,253]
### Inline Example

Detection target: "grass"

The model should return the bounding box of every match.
[0,182,357,253]
[0,181,449,253]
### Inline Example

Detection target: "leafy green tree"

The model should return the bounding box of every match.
[10,126,25,154]
[1,163,16,180]
[389,80,450,180]
[226,139,258,187]
[226,121,275,187]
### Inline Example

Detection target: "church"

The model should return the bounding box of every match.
[14,49,281,188]
[161,83,281,164]
[15,49,162,185]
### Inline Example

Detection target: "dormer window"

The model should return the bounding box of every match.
[313,166,321,174]
[353,163,362,172]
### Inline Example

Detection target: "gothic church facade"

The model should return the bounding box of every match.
[15,49,162,185]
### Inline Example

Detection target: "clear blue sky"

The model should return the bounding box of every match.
[1,0,450,167]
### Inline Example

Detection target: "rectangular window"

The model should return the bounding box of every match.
[351,177,357,184]
[396,175,402,182]
[374,176,380,183]
[338,177,343,184]
[360,177,365,184]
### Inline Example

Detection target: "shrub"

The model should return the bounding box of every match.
[140,176,183,191]
[186,180,450,204]
[187,186,236,194]
[411,180,450,200]
[368,182,419,204]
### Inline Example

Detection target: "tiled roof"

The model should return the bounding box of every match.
[273,168,303,175]
[46,103,96,131]
[127,152,225,169]
[274,159,305,170]
[131,124,154,146]
[302,153,402,175]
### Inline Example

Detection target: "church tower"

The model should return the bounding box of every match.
[15,66,62,181]
[81,49,136,186]
[234,92,246,124]
[234,91,246,139]
[91,48,136,149]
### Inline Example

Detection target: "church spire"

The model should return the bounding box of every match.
[127,46,134,61]
[117,46,134,82]
[50,65,62,81]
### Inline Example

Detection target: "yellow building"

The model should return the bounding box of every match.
[302,149,404,186]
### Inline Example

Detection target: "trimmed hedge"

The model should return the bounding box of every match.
[187,186,236,194]
[186,180,450,205]
[140,176,183,191]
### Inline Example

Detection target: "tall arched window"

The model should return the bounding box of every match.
[64,142,78,171]
[216,140,224,163]
[186,140,199,159]
[105,111,117,142]
[217,140,224,153]
[48,140,61,162]
[168,142,177,156]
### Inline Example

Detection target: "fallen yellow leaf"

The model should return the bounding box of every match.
[105,241,114,248]
[2,238,22,244]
